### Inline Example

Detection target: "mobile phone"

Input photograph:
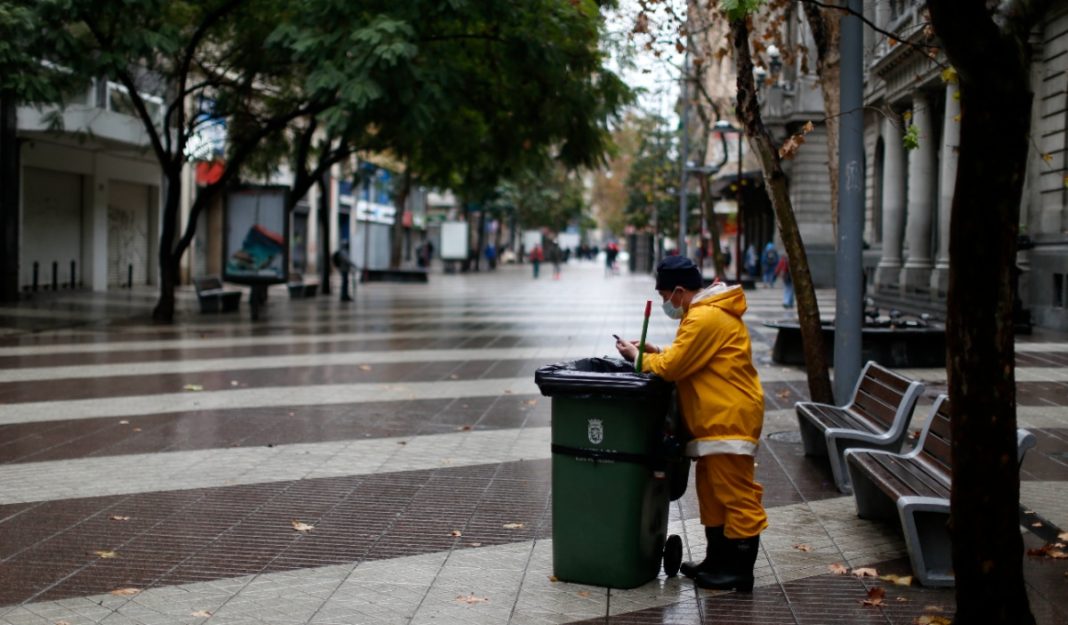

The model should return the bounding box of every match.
[612,334,622,341]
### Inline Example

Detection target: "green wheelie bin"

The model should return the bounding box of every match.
[535,357,690,589]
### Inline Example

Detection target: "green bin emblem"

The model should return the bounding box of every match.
[587,418,604,445]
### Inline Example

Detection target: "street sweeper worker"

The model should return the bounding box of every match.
[615,255,767,592]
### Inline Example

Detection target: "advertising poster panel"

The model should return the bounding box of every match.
[440,221,469,261]
[224,187,288,284]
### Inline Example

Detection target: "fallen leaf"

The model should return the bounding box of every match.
[1032,521,1043,528]
[455,594,489,605]
[829,563,849,575]
[110,515,131,522]
[92,550,118,559]
[525,399,538,406]
[291,520,314,533]
[132,428,142,432]
[358,365,372,372]
[468,542,482,547]
[793,543,813,552]
[182,384,203,392]
[548,575,559,582]
[110,587,141,596]
[230,380,239,386]
[502,522,525,529]
[776,389,792,400]
[118,420,129,425]
[853,567,878,578]
[397,441,407,445]
[914,616,951,625]
[860,586,886,607]
[457,425,473,431]
[450,530,463,537]
[191,610,213,618]
[449,374,460,379]
[880,573,913,586]
[923,605,945,612]
[1059,532,1068,542]
[577,591,590,598]
[896,596,910,602]
[1050,549,1068,559]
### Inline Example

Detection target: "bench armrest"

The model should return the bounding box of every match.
[1017,428,1037,466]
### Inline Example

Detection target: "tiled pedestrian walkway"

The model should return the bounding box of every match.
[0,261,1065,624]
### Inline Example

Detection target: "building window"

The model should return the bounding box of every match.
[1055,273,1065,308]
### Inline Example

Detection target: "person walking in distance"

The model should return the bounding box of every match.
[761,242,779,287]
[530,244,544,279]
[332,247,355,302]
[616,256,767,591]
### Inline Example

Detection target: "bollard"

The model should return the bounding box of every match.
[70,260,76,289]
[127,264,133,289]
[52,261,58,291]
[32,262,39,292]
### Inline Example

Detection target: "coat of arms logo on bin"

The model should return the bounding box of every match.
[587,419,604,445]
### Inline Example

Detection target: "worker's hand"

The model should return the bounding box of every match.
[628,340,659,354]
[616,337,639,362]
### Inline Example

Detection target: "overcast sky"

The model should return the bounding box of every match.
[602,0,685,121]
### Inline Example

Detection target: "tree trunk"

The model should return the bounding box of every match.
[698,173,726,277]
[317,173,332,295]
[801,3,841,241]
[390,170,411,269]
[731,17,834,404]
[927,2,1037,623]
[0,93,20,302]
[152,171,183,322]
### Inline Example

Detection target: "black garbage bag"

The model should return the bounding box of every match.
[534,357,671,399]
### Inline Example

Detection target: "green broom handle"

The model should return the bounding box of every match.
[636,300,651,372]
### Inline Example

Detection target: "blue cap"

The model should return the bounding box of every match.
[655,256,702,291]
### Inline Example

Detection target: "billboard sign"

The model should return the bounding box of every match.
[440,221,469,260]
[224,186,289,283]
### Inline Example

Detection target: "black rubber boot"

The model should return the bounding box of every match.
[694,535,760,592]
[680,526,724,579]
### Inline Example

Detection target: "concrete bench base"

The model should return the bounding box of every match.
[361,269,428,283]
[765,320,946,368]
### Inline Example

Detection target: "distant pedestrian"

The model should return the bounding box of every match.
[332,247,354,302]
[775,254,793,308]
[485,243,497,270]
[761,242,779,287]
[530,244,544,279]
[548,240,563,280]
[744,244,758,279]
[605,242,619,277]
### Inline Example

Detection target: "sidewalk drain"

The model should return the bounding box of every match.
[766,431,803,444]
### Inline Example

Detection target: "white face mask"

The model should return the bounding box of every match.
[661,289,684,320]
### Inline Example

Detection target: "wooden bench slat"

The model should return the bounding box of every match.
[867,452,949,499]
[802,405,881,434]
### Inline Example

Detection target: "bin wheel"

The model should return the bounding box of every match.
[663,534,683,577]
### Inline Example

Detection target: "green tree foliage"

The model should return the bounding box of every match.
[623,115,679,234]
[497,164,590,236]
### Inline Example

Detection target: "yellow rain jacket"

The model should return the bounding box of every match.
[639,284,764,457]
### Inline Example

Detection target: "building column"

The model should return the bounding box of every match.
[930,83,960,295]
[84,156,109,292]
[875,113,906,288]
[900,93,935,291]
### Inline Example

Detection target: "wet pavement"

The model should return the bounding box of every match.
[0,261,1065,624]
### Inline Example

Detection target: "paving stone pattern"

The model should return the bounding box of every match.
[0,262,1065,624]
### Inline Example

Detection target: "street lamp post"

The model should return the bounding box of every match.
[714,120,744,283]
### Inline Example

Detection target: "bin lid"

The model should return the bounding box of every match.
[534,357,672,398]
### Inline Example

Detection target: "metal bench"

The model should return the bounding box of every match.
[287,273,319,298]
[795,361,924,493]
[193,276,241,313]
[844,395,1037,587]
